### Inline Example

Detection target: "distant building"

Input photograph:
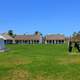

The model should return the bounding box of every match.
[45,34,65,44]
[0,32,66,45]
[15,32,42,44]
[1,33,14,44]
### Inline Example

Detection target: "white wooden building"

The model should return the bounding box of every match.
[0,35,5,52]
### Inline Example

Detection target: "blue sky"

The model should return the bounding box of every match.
[0,0,80,36]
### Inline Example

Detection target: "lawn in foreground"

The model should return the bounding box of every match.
[0,44,80,80]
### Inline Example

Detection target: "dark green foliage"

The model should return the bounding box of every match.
[8,30,14,37]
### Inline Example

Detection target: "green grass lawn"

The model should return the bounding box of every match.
[0,44,80,80]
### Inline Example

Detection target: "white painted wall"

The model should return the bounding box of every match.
[0,39,5,50]
[39,36,42,44]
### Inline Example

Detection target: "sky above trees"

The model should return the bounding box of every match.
[0,0,80,36]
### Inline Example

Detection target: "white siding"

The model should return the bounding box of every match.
[0,39,5,50]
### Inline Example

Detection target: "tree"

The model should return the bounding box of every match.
[78,31,80,35]
[72,32,77,37]
[35,31,42,36]
[8,30,14,37]
[35,31,39,35]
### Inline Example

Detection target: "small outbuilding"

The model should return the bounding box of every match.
[0,35,5,52]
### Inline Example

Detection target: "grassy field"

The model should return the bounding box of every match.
[0,44,80,80]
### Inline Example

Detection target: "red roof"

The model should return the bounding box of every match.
[15,35,41,40]
[45,34,65,40]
